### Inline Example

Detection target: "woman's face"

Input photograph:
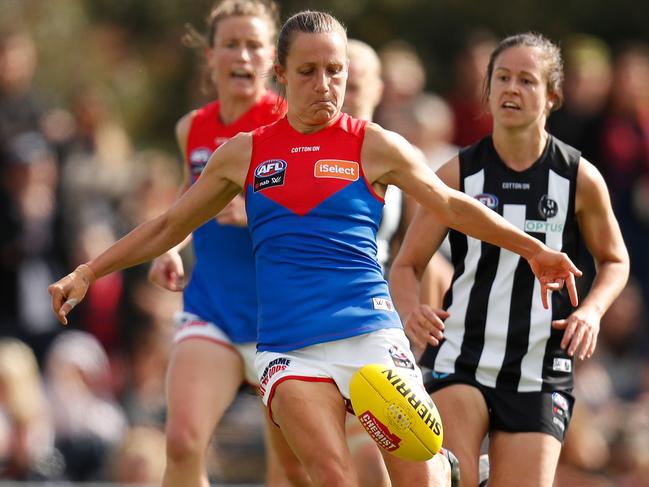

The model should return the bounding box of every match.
[276,31,348,129]
[207,15,274,101]
[488,45,554,130]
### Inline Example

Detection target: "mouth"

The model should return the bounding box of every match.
[230,68,254,81]
[501,101,520,111]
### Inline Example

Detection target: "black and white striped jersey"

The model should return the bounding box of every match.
[420,135,580,392]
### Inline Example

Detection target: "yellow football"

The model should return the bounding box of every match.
[349,363,443,461]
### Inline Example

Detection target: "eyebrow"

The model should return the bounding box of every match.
[494,66,538,78]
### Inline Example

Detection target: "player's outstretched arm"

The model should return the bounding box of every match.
[363,123,582,309]
[49,133,251,325]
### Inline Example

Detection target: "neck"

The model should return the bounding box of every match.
[219,91,265,125]
[286,110,342,134]
[492,124,548,171]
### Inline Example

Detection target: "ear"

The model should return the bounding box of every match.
[546,93,556,112]
[274,64,287,85]
[205,46,216,70]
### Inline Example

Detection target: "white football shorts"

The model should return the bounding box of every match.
[255,328,423,423]
[174,311,258,386]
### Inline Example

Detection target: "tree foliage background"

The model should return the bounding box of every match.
[2,0,647,151]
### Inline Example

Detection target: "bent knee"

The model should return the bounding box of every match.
[307,462,356,487]
[165,423,208,462]
[283,464,312,487]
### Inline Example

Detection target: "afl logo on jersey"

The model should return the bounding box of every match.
[254,159,287,192]
[538,194,558,218]
[475,193,499,210]
[189,147,212,179]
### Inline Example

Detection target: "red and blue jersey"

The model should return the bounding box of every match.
[244,113,402,352]
[184,91,283,343]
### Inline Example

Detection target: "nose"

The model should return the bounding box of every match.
[237,46,251,62]
[314,69,329,93]
[504,77,519,93]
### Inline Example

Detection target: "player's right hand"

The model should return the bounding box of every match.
[48,264,95,326]
[403,305,450,356]
[148,251,185,291]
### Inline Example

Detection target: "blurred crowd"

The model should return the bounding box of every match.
[0,23,648,486]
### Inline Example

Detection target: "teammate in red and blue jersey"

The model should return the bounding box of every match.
[50,12,583,487]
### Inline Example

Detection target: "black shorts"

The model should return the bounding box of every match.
[425,372,574,443]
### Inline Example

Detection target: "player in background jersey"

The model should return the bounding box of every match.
[49,13,583,487]
[144,1,308,486]
[390,33,629,487]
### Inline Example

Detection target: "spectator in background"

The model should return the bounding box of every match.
[374,40,426,132]
[548,34,614,291]
[44,330,128,481]
[589,279,648,401]
[445,30,495,147]
[0,338,57,480]
[0,31,45,140]
[404,93,458,172]
[548,34,612,164]
[58,86,134,234]
[597,41,649,308]
[0,131,65,362]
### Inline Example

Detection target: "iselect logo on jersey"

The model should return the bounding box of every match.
[314,159,359,181]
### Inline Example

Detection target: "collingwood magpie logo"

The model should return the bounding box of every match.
[538,194,558,218]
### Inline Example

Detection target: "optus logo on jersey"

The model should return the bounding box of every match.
[254,159,287,192]
[525,220,564,234]
[314,159,359,181]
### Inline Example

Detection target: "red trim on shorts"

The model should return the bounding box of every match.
[266,375,335,426]
[175,335,237,352]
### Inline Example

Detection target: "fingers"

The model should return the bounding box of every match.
[166,271,185,291]
[557,315,598,360]
[59,298,80,326]
[542,285,549,310]
[559,318,577,351]
[576,331,593,360]
[405,306,447,349]
[551,319,567,330]
[566,273,579,307]
[149,258,185,291]
[48,283,66,325]
[567,323,586,357]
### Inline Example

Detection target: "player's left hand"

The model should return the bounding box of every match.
[527,249,582,309]
[215,194,247,226]
[552,308,601,360]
